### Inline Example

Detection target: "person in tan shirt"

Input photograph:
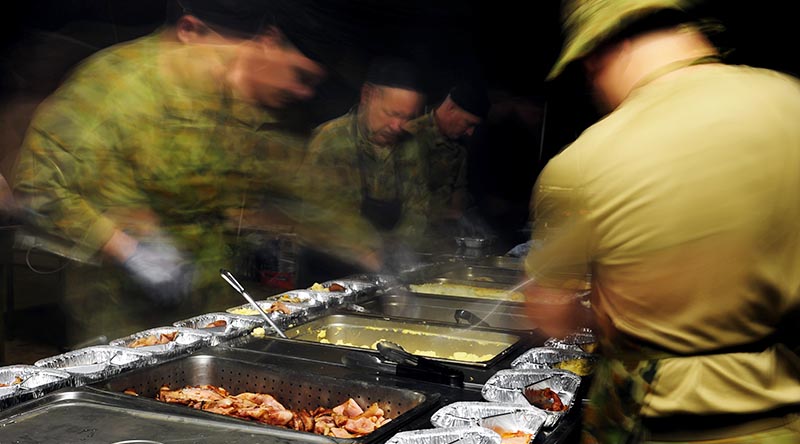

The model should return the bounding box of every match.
[524,1,800,442]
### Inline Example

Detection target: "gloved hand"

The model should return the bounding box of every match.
[506,239,534,257]
[122,238,195,306]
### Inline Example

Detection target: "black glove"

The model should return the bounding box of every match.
[122,238,195,306]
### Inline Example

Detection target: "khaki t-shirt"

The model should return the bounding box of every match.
[527,63,800,416]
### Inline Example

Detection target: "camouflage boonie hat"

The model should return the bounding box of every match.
[547,0,691,80]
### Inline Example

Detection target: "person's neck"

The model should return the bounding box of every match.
[433,106,447,136]
[614,27,720,104]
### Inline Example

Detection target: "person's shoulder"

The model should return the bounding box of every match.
[404,112,433,136]
[306,113,355,160]
[311,113,352,140]
[68,33,160,79]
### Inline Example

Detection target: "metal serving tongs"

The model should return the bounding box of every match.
[376,341,464,387]
[454,309,492,328]
[220,268,287,339]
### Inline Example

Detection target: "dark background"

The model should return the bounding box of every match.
[1,0,797,249]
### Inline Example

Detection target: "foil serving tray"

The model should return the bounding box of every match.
[0,365,73,410]
[225,298,310,329]
[481,369,581,428]
[544,330,598,354]
[282,314,522,368]
[386,425,501,444]
[511,347,598,377]
[108,326,213,358]
[430,401,546,441]
[173,312,265,345]
[34,345,156,383]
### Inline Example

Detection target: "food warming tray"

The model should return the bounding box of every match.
[405,278,525,302]
[281,314,523,368]
[352,292,536,331]
[0,388,341,443]
[91,353,439,443]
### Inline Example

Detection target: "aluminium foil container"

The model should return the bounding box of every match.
[511,347,598,377]
[385,426,501,444]
[0,365,73,410]
[481,368,580,428]
[173,312,264,345]
[34,345,156,383]
[429,401,546,439]
[108,326,213,359]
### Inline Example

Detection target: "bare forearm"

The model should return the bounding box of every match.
[101,229,138,263]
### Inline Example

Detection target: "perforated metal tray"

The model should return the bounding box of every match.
[92,353,438,443]
[0,388,339,443]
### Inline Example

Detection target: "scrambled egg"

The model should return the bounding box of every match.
[310,283,331,292]
[553,358,594,376]
[409,283,524,301]
[251,327,267,338]
[229,308,260,316]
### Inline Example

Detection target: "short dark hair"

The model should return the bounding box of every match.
[166,0,273,38]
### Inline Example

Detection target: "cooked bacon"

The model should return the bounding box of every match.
[203,320,227,328]
[0,376,24,388]
[344,417,375,435]
[329,427,356,438]
[333,398,364,418]
[356,402,383,420]
[523,387,566,412]
[152,385,387,438]
[500,431,533,444]
[234,392,287,412]
[130,332,178,348]
[267,301,291,314]
[328,283,346,292]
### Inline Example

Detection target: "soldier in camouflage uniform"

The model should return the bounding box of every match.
[13,0,324,346]
[298,57,428,264]
[526,0,800,443]
[405,82,490,249]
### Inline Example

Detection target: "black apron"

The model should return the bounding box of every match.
[357,143,403,231]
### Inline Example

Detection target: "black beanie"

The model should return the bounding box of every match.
[365,57,422,91]
[449,81,490,118]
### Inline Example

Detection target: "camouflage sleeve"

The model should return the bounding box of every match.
[15,100,120,256]
[13,58,151,258]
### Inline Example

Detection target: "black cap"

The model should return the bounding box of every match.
[449,81,490,119]
[177,0,272,37]
[365,57,422,91]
